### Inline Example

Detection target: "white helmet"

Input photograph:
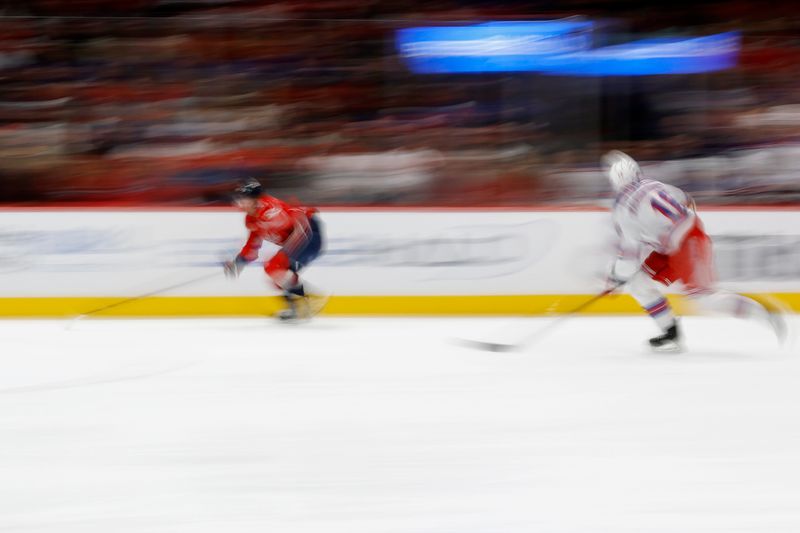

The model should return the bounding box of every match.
[603,150,641,192]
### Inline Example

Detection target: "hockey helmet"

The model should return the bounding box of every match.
[603,150,642,191]
[234,178,262,199]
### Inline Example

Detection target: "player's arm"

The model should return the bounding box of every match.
[224,228,263,279]
[608,226,641,287]
[238,229,264,262]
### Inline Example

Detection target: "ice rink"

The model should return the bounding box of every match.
[1,315,799,533]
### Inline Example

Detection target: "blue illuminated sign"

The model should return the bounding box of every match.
[397,23,740,76]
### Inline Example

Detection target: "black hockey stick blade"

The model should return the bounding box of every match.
[453,337,519,353]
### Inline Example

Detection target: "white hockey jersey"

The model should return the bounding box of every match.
[612,179,696,266]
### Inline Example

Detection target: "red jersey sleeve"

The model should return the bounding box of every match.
[238,214,264,261]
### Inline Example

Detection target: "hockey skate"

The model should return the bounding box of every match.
[766,310,788,345]
[749,294,788,345]
[276,294,308,323]
[276,292,329,323]
[649,323,683,353]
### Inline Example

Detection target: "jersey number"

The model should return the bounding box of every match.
[651,191,687,222]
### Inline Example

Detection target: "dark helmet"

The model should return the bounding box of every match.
[234,178,262,199]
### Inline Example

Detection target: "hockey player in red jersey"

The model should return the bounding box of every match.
[604,150,786,352]
[224,179,326,321]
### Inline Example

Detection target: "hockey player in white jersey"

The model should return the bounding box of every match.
[604,150,786,352]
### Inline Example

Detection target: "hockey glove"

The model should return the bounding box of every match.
[223,255,249,279]
[606,257,636,290]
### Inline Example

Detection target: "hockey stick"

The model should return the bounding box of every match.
[69,271,220,323]
[458,282,625,352]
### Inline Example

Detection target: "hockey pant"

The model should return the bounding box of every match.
[264,215,323,295]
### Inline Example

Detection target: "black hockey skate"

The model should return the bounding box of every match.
[649,323,682,353]
[276,307,303,322]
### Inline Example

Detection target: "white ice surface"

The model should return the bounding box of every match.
[0,315,798,533]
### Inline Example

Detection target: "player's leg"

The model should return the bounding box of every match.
[287,215,327,318]
[264,251,304,320]
[674,226,786,343]
[633,223,716,351]
[627,270,682,351]
[688,289,786,343]
[265,215,326,321]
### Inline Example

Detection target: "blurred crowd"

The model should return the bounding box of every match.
[1,0,800,205]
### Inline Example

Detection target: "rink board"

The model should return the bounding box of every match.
[0,207,798,316]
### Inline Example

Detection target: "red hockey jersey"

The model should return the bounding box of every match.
[238,195,317,261]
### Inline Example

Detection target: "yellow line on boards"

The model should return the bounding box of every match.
[0,294,797,317]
